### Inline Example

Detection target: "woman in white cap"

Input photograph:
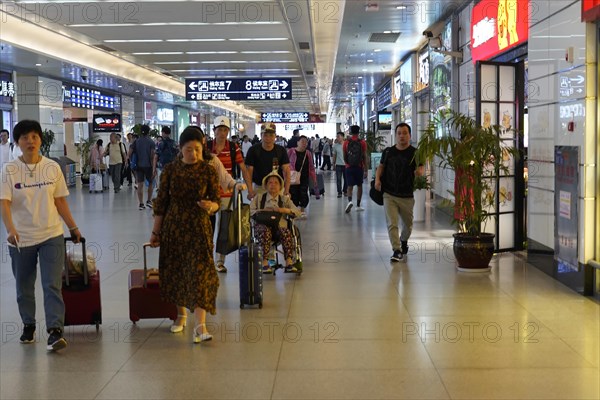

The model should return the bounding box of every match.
[250,171,300,274]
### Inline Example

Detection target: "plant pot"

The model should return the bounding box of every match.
[413,189,426,222]
[452,233,495,272]
[81,176,90,185]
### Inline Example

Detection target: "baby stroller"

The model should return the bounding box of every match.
[251,212,303,276]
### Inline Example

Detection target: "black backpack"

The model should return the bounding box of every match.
[346,139,363,167]
[318,140,324,152]
[159,138,178,165]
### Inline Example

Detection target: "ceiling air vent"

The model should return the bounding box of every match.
[305,70,314,75]
[299,42,310,50]
[93,44,117,52]
[368,32,400,43]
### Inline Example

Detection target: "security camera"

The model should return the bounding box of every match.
[81,68,88,81]
[423,30,433,38]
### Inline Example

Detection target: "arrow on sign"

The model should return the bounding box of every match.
[569,75,584,84]
[188,81,197,91]
[280,81,289,90]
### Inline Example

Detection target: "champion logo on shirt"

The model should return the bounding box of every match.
[14,181,53,190]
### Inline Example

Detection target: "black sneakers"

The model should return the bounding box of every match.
[401,241,409,255]
[47,328,67,352]
[390,250,403,262]
[20,324,36,344]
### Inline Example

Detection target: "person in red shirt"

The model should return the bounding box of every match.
[209,116,253,273]
[342,125,368,213]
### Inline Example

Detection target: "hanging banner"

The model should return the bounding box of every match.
[471,0,529,63]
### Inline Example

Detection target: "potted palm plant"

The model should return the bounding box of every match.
[416,110,519,271]
[75,135,97,184]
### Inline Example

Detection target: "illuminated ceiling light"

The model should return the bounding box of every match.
[35,63,42,66]
[132,52,184,55]
[68,21,282,27]
[185,51,238,55]
[373,49,382,52]
[367,59,374,63]
[229,38,288,41]
[396,5,407,9]
[166,39,226,42]
[104,39,163,43]
[241,51,291,54]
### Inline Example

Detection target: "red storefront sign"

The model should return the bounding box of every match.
[582,0,600,22]
[471,0,529,63]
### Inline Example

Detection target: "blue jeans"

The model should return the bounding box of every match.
[9,235,65,331]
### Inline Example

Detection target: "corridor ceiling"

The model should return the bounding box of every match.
[0,1,458,122]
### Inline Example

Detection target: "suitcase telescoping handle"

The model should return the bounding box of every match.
[64,237,87,287]
[236,186,244,248]
[142,242,157,289]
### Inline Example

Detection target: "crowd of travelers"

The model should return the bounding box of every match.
[1,117,422,350]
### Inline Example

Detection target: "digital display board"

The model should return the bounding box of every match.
[186,78,292,101]
[377,112,392,131]
[63,85,116,110]
[92,113,122,132]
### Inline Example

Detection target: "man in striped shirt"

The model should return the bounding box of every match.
[209,116,254,273]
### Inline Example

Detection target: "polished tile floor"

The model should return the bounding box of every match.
[1,171,598,399]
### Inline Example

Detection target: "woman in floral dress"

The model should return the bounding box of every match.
[149,126,220,344]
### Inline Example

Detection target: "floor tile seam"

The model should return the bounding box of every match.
[269,275,300,400]
[375,235,454,400]
[495,264,600,368]
[90,323,164,400]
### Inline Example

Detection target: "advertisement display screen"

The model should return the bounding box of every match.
[415,48,429,92]
[93,114,122,132]
[377,112,392,131]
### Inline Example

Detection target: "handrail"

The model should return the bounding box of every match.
[588,260,600,270]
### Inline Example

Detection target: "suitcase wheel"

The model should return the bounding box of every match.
[95,322,100,332]
[259,303,263,309]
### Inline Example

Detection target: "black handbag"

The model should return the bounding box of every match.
[369,179,384,206]
[252,211,282,228]
[216,189,250,255]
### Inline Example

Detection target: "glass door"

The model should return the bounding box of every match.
[476,61,526,251]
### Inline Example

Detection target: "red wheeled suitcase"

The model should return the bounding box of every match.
[62,237,102,330]
[128,243,178,322]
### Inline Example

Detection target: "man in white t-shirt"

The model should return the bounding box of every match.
[0,129,11,166]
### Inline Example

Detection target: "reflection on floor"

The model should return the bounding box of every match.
[1,172,598,399]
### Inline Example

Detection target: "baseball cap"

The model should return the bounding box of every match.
[213,116,231,129]
[261,122,276,135]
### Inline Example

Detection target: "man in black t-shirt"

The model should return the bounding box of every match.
[374,122,424,262]
[244,122,290,200]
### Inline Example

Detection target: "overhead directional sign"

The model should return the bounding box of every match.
[185,78,292,101]
[260,112,309,123]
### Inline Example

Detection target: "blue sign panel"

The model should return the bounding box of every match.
[186,78,292,101]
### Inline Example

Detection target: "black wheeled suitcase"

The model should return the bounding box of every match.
[62,237,102,330]
[310,173,325,196]
[235,188,263,309]
[239,243,263,309]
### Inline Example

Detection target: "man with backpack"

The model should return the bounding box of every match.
[153,126,178,188]
[343,125,368,213]
[209,116,254,273]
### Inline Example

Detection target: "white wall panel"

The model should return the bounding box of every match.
[528,187,555,248]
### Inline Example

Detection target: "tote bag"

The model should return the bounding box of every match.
[216,189,250,255]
